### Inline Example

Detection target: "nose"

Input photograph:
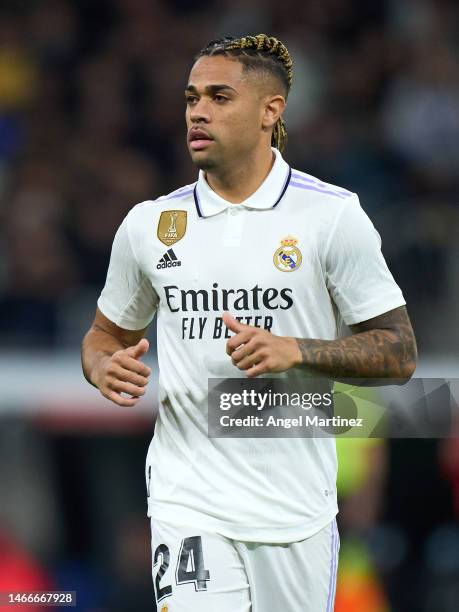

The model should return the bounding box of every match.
[189,98,211,123]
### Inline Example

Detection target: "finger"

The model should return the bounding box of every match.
[226,330,255,355]
[108,380,146,398]
[222,312,247,334]
[234,350,264,371]
[245,361,268,378]
[230,341,255,364]
[118,355,152,377]
[105,390,140,407]
[126,338,150,360]
[115,367,149,387]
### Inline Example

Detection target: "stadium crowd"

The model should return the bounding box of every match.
[0,0,458,350]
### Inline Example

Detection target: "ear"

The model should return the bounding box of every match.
[261,95,286,130]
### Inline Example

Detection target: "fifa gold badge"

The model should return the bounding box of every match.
[157,210,187,246]
[160,605,169,612]
[273,236,302,272]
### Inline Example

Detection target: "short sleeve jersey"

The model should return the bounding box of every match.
[98,148,405,543]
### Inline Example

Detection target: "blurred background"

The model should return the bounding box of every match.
[0,0,458,610]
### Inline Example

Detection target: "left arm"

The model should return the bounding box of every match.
[224,305,417,380]
[294,305,417,379]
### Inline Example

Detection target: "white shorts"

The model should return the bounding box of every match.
[150,517,340,612]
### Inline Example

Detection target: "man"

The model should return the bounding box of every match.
[81,34,417,611]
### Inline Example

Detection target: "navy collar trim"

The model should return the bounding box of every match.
[193,165,291,218]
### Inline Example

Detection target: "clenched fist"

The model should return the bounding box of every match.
[224,312,301,378]
[93,338,151,407]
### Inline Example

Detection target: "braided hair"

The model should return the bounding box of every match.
[195,34,293,152]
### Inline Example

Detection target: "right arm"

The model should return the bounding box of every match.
[81,307,151,407]
[82,210,159,406]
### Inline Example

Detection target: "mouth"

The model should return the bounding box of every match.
[189,128,214,151]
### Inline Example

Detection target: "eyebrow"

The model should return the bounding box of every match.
[185,84,237,94]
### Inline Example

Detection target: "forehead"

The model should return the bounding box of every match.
[187,55,246,88]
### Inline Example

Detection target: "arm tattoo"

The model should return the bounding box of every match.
[295,306,417,379]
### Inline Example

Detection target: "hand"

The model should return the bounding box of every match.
[223,313,301,378]
[93,338,151,407]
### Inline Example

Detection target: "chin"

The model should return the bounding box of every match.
[190,152,217,171]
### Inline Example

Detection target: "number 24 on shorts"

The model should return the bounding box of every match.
[154,535,211,603]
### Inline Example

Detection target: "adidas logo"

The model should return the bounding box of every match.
[157,248,182,269]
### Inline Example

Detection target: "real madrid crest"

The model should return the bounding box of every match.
[157,210,187,246]
[273,236,302,272]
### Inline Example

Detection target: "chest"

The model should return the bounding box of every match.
[141,207,325,297]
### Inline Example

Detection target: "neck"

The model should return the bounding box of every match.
[205,146,275,204]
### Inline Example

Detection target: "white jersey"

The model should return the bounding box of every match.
[98,148,405,543]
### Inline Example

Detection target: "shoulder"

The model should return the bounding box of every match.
[153,182,197,205]
[121,182,196,242]
[289,168,355,203]
[287,168,365,245]
[127,182,196,219]
[133,182,196,212]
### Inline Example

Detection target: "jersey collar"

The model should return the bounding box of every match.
[193,147,291,218]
